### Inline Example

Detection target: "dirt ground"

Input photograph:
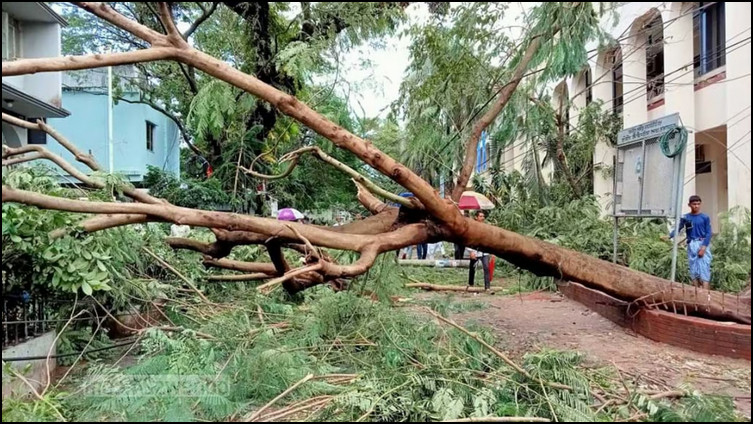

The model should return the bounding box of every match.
[422,290,751,418]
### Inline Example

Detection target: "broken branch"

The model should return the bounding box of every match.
[406,283,495,293]
[244,146,415,208]
[141,247,210,303]
[245,373,314,422]
[206,273,270,282]
[425,307,571,391]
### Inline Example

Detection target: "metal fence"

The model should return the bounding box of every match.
[2,291,50,348]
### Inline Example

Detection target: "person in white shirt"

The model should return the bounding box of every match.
[467,211,491,290]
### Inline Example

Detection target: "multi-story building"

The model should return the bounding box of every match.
[2,2,69,147]
[46,67,181,183]
[493,2,750,229]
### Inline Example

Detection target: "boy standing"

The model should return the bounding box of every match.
[668,195,713,290]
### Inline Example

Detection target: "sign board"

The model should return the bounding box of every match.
[614,113,683,217]
[617,113,679,146]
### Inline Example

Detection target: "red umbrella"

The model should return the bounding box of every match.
[458,191,495,210]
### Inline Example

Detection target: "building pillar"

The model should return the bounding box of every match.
[662,4,696,205]
[621,35,648,128]
[592,53,616,215]
[725,2,751,211]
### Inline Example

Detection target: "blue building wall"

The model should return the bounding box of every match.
[46,91,180,182]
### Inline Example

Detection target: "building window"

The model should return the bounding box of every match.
[476,130,490,173]
[2,12,21,61]
[695,144,711,174]
[646,15,664,100]
[146,121,156,152]
[27,118,47,144]
[694,2,726,77]
[608,48,623,117]
[584,67,593,105]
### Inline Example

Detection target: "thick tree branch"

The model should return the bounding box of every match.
[3,113,99,171]
[3,187,427,254]
[50,214,155,239]
[266,240,291,274]
[245,146,415,208]
[72,2,167,45]
[2,152,43,166]
[462,219,751,324]
[2,144,95,185]
[2,116,161,205]
[451,31,553,201]
[144,2,168,34]
[202,257,278,275]
[2,47,178,78]
[157,2,184,43]
[4,3,460,231]
[355,180,390,215]
[166,237,235,258]
[207,273,270,282]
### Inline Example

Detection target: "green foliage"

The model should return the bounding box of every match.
[2,166,204,307]
[393,2,606,192]
[396,3,515,185]
[68,331,239,422]
[423,294,489,317]
[709,208,751,292]
[6,276,745,422]
[142,166,230,209]
[485,194,751,292]
[641,392,740,422]
[56,329,115,367]
[187,81,254,145]
[1,391,67,422]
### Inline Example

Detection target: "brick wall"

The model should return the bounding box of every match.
[558,282,751,360]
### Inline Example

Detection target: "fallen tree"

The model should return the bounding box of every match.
[2,2,750,324]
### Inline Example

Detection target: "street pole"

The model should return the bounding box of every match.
[107,65,114,173]
[612,154,618,263]
[669,144,686,282]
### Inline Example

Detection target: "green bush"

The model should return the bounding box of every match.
[488,196,750,292]
[142,166,230,210]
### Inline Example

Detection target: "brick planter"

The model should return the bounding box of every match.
[557,281,751,360]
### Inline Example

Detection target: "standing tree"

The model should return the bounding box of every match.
[2,2,749,324]
[61,2,409,211]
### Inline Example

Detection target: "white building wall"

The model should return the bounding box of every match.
[20,21,63,108]
[584,2,750,220]
[476,2,749,220]
[724,2,751,212]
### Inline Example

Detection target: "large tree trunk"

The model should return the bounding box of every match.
[464,220,751,324]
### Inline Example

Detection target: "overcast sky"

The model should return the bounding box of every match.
[334,2,530,119]
[56,3,531,120]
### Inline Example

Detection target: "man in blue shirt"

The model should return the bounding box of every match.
[668,195,713,290]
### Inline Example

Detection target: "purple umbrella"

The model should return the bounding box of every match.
[277,208,305,221]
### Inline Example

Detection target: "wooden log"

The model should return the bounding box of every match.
[406,283,497,293]
[399,259,471,267]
